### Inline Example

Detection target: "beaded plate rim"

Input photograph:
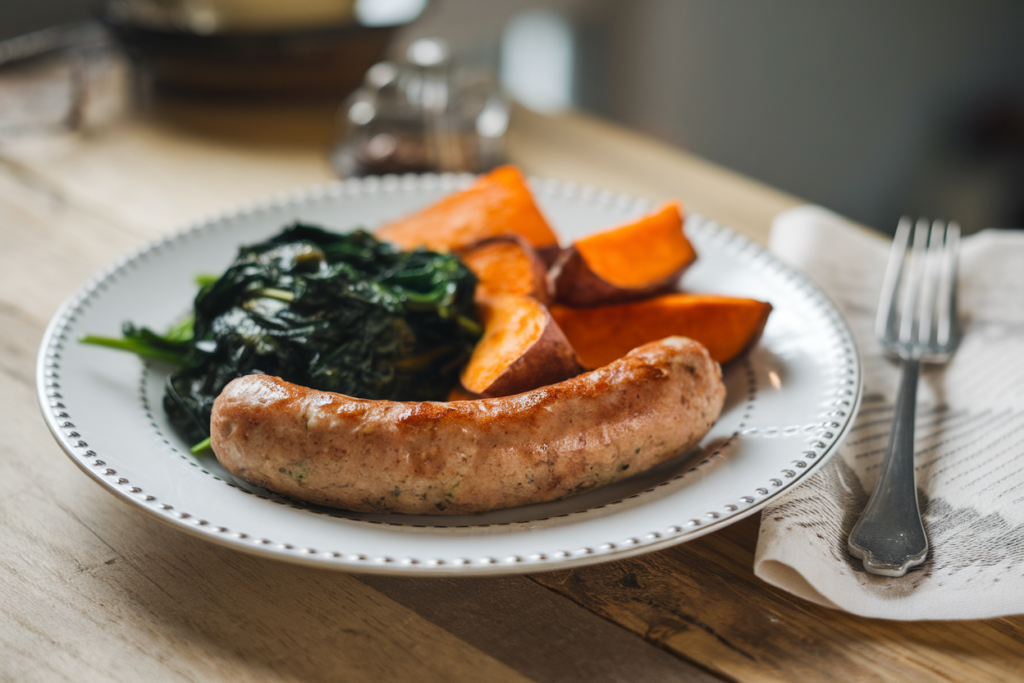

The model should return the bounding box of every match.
[36,172,862,575]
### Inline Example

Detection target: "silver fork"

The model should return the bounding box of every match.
[847,217,961,577]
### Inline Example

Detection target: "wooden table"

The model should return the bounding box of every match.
[3,98,1023,683]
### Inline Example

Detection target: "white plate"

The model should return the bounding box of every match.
[37,173,861,575]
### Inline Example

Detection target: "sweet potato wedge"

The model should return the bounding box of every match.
[550,293,772,368]
[460,294,582,398]
[376,166,560,258]
[460,236,551,304]
[446,384,483,401]
[550,201,696,306]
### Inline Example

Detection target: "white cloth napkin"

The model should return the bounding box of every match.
[754,205,1024,620]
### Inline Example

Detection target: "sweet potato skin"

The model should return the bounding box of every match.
[550,202,696,306]
[210,337,725,515]
[551,294,772,369]
[549,247,672,306]
[375,166,559,254]
[460,295,581,398]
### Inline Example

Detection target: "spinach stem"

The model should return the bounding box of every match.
[456,315,484,336]
[194,273,220,287]
[190,437,212,454]
[78,335,184,363]
[249,287,296,302]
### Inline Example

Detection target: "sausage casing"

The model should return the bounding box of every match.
[210,336,725,514]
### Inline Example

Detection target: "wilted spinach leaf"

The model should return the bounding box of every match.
[83,224,480,446]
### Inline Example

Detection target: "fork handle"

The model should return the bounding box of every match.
[847,358,928,577]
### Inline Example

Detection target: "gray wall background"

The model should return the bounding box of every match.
[574,0,1024,233]
[0,0,96,38]
[5,0,1022,233]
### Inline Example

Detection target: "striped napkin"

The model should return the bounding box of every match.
[754,205,1024,620]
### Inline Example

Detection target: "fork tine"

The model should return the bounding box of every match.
[936,221,960,348]
[898,218,931,345]
[916,220,946,347]
[876,216,913,342]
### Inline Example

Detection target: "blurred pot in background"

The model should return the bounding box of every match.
[332,37,509,176]
[104,0,428,100]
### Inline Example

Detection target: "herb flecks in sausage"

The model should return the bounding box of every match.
[211,337,725,515]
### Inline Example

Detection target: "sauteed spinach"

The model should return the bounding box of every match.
[82,224,481,446]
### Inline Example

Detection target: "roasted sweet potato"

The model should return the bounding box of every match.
[446,384,483,401]
[550,202,696,306]
[376,166,560,257]
[460,236,550,304]
[460,294,582,398]
[550,293,772,369]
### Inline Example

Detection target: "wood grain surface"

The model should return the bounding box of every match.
[533,517,1024,682]
[3,98,1023,683]
[0,158,533,683]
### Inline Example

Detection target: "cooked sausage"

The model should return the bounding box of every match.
[210,336,725,515]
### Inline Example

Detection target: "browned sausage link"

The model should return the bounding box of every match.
[210,336,726,514]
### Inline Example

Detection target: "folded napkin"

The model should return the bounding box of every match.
[754,206,1024,620]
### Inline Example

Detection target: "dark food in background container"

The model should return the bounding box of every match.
[109,21,393,98]
[102,0,427,99]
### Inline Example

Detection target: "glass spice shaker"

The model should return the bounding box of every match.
[331,37,508,177]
